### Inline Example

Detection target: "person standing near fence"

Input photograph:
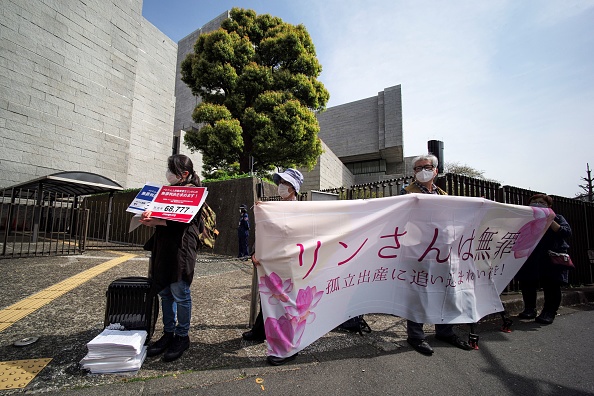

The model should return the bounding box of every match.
[140,154,202,362]
[237,204,250,259]
[242,168,304,366]
[515,194,572,325]
[401,154,473,355]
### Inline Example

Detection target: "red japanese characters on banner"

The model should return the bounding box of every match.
[146,186,208,223]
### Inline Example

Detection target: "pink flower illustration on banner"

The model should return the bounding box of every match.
[259,272,294,304]
[265,315,306,357]
[513,207,555,258]
[285,286,324,324]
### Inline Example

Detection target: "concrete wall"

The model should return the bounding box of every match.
[316,85,404,183]
[300,140,355,192]
[0,0,177,189]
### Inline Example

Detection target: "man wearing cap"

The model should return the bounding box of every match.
[237,204,250,259]
[242,168,304,366]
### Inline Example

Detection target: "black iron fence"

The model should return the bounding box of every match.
[318,174,594,288]
[3,174,593,288]
[0,189,88,258]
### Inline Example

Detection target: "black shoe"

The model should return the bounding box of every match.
[406,338,434,355]
[535,311,555,325]
[518,309,537,319]
[435,334,473,351]
[242,330,265,342]
[163,335,190,362]
[147,331,174,357]
[267,353,297,366]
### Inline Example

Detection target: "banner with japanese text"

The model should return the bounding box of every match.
[254,194,554,358]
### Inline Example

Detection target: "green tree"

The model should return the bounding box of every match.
[181,8,329,177]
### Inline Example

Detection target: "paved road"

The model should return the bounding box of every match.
[1,252,593,395]
[58,304,594,396]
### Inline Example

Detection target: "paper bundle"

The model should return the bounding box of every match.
[80,329,147,374]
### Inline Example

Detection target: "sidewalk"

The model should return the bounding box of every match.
[0,250,592,395]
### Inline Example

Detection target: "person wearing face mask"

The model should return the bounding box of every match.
[237,204,250,259]
[241,168,304,366]
[515,194,572,324]
[140,154,202,362]
[401,154,473,355]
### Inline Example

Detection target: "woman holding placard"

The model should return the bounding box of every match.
[140,154,202,362]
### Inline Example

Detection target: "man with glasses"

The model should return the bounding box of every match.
[402,154,473,355]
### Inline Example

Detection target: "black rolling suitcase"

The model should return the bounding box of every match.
[103,276,159,342]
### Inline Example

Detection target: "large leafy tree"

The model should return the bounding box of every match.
[181,8,329,177]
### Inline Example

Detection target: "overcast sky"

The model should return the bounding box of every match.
[142,0,594,198]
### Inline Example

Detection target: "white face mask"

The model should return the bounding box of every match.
[416,169,435,183]
[166,169,181,185]
[278,184,291,199]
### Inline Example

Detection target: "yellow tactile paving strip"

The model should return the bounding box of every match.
[0,359,52,390]
[0,252,136,332]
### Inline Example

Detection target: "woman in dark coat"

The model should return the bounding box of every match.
[515,194,572,324]
[140,154,202,362]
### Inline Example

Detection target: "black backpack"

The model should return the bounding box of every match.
[337,315,371,335]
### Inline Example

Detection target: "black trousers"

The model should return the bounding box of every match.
[520,277,562,314]
[251,302,265,337]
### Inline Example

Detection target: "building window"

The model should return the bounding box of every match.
[346,160,386,175]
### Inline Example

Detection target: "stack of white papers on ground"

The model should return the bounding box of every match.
[80,329,147,374]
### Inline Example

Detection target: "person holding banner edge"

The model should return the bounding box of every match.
[515,194,572,325]
[402,154,473,355]
[140,154,203,362]
[242,168,304,366]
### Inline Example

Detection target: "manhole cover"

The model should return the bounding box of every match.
[13,337,39,347]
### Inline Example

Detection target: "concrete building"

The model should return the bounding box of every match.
[1,4,407,192]
[0,0,178,189]
[316,85,405,186]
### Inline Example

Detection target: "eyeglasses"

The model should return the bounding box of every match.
[413,165,435,172]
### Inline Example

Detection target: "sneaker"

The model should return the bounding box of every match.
[535,311,555,325]
[147,331,174,357]
[163,335,190,362]
[518,309,537,319]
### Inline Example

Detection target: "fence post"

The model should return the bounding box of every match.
[2,189,17,256]
[105,192,114,243]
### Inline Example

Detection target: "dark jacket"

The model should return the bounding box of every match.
[515,213,572,283]
[147,178,201,292]
[238,212,250,235]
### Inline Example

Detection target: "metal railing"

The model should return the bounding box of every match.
[3,173,593,289]
[0,189,88,259]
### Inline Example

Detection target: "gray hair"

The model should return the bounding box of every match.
[412,154,438,167]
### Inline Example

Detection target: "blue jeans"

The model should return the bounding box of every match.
[159,280,192,337]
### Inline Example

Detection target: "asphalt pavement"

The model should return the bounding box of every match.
[0,250,593,395]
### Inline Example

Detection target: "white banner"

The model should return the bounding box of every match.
[254,194,554,357]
